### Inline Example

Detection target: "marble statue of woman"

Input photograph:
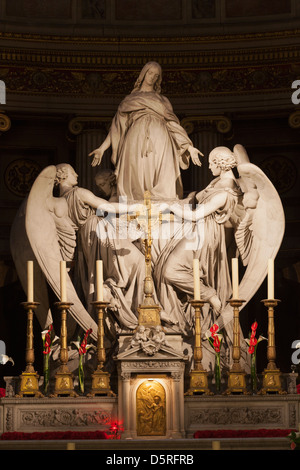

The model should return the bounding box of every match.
[89,61,203,201]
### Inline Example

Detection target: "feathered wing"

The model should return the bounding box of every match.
[217,144,285,332]
[10,198,53,330]
[25,165,97,340]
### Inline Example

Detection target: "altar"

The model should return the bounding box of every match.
[1,62,299,448]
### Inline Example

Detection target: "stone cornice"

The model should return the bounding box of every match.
[0,29,299,46]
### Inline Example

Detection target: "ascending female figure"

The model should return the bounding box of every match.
[89,61,203,201]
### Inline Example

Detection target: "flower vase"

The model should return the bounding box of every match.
[215,353,221,393]
[250,353,258,393]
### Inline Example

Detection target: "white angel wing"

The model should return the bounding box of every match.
[217,144,285,332]
[25,165,97,340]
[10,198,53,330]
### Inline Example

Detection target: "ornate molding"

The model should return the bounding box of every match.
[181,115,232,134]
[0,112,11,133]
[189,406,283,426]
[0,30,299,45]
[288,110,300,129]
[20,408,112,428]
[68,116,111,135]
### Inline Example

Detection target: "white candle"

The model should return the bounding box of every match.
[268,258,274,299]
[60,261,67,302]
[27,260,34,302]
[232,258,239,299]
[96,260,104,301]
[193,259,201,300]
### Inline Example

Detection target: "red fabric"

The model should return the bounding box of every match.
[0,431,108,440]
[194,429,295,439]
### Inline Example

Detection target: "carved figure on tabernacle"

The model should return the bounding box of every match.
[89,61,203,201]
[154,145,285,371]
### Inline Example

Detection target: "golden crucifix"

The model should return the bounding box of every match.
[137,191,161,326]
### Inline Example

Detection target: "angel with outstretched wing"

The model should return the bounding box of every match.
[154,145,284,372]
[11,163,148,344]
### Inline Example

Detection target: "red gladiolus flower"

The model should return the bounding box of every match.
[43,324,53,355]
[249,337,258,347]
[79,328,92,355]
[213,335,220,353]
[210,324,219,335]
[248,320,258,354]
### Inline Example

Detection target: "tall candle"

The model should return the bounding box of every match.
[193,259,201,300]
[268,258,274,299]
[27,260,34,302]
[232,258,239,299]
[60,261,67,302]
[96,260,104,301]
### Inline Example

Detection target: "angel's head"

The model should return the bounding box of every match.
[95,169,116,199]
[208,147,237,176]
[55,164,78,188]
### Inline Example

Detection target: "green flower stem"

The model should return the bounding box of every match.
[78,355,84,394]
[215,353,221,393]
[250,351,257,393]
[43,354,49,394]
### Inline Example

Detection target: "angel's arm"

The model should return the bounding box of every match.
[165,192,228,222]
[76,187,128,214]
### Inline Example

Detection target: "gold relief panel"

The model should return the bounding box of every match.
[136,380,166,436]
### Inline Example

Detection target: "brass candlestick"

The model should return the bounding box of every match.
[185,300,212,395]
[17,302,43,397]
[225,298,249,395]
[88,301,115,397]
[259,299,286,395]
[51,302,78,397]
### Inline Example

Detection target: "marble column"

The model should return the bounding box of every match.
[180,115,232,194]
[170,370,185,438]
[68,116,112,192]
[118,369,132,439]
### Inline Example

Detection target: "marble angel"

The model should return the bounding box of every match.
[10,163,148,343]
[153,145,285,372]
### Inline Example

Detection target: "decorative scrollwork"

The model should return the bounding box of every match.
[0,113,11,133]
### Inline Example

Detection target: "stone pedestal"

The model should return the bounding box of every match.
[116,333,187,439]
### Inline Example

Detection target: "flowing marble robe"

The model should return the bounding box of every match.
[110,91,194,201]
[62,186,145,332]
[154,178,242,337]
